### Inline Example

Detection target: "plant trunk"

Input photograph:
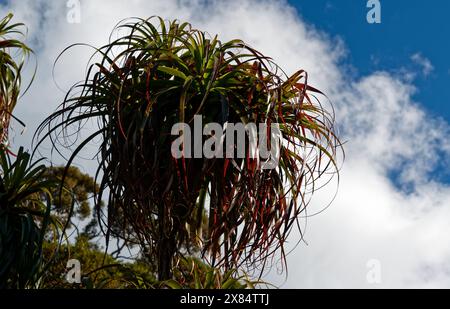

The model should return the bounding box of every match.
[0,174,6,209]
[157,234,176,281]
[157,200,176,281]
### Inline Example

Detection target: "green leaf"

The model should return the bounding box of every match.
[157,65,187,80]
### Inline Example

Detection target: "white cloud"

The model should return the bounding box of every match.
[411,53,434,77]
[1,0,450,288]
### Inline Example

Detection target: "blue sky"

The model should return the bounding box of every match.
[289,0,450,186]
[291,0,450,123]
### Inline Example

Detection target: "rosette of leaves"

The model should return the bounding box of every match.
[37,17,342,281]
[0,14,33,151]
[0,147,56,288]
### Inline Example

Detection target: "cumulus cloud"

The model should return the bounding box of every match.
[273,73,450,288]
[411,53,434,77]
[1,0,450,288]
